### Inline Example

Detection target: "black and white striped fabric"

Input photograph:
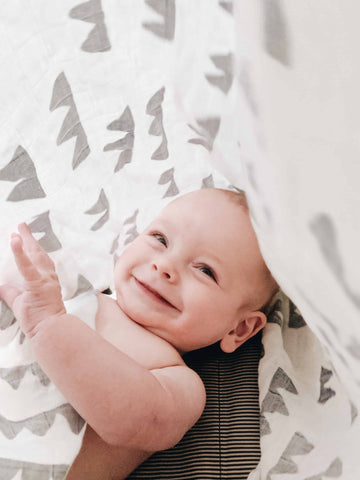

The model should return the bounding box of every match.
[128,332,262,479]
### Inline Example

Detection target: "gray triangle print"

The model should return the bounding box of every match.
[263,0,292,66]
[205,53,234,94]
[0,301,16,330]
[28,212,62,252]
[143,0,175,41]
[146,87,169,160]
[123,209,139,245]
[288,301,306,328]
[260,367,298,436]
[219,0,233,14]
[0,403,85,439]
[0,146,46,202]
[201,174,215,189]
[267,299,283,326]
[50,72,90,169]
[158,168,179,198]
[0,362,50,390]
[85,188,109,230]
[104,106,135,171]
[69,0,111,52]
[318,366,336,404]
[310,214,360,310]
[304,457,342,480]
[188,117,220,151]
[0,458,68,480]
[267,432,314,479]
[72,274,94,298]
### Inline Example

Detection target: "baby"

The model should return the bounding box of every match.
[0,188,278,479]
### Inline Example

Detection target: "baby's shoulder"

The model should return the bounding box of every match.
[95,292,184,370]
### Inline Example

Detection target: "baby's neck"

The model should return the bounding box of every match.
[95,292,184,370]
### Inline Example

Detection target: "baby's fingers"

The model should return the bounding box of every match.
[11,234,41,282]
[18,223,55,272]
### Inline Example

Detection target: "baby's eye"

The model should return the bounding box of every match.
[198,265,217,282]
[152,233,167,247]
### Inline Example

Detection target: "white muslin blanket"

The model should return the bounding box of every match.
[249,292,360,480]
[0,291,98,480]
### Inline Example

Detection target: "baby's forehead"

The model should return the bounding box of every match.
[159,189,240,217]
[153,194,252,244]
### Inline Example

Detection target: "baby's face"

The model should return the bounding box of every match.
[114,189,267,353]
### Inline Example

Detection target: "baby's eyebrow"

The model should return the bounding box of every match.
[149,216,168,227]
[150,218,175,234]
[197,253,224,278]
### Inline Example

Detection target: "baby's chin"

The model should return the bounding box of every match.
[114,292,145,325]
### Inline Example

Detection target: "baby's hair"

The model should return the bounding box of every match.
[216,188,249,211]
[217,187,279,313]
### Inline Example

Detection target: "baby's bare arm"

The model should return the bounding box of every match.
[30,313,205,451]
[0,224,206,452]
[66,426,152,480]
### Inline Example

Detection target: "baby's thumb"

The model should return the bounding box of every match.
[0,284,21,310]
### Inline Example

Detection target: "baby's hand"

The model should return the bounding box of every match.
[0,223,66,338]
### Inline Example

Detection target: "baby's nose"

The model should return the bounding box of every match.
[152,260,177,282]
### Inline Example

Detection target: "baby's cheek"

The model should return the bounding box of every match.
[187,295,209,320]
[113,258,128,291]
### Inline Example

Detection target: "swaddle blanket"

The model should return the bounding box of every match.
[0,291,98,479]
[231,1,360,478]
[248,292,360,480]
[1,1,360,479]
[0,2,235,478]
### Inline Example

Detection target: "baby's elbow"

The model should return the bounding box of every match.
[138,407,200,452]
[97,412,186,452]
[91,413,157,450]
[147,416,186,452]
[90,416,137,447]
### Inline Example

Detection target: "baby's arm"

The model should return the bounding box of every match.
[29,314,205,451]
[0,224,206,452]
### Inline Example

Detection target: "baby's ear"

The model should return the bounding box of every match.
[220,311,266,353]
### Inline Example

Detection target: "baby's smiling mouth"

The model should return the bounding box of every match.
[134,277,178,310]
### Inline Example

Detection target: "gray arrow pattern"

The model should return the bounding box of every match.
[69,0,111,52]
[205,53,234,94]
[0,363,50,390]
[0,403,84,439]
[266,432,314,479]
[188,117,220,151]
[219,0,233,14]
[28,211,62,253]
[310,214,360,311]
[71,274,94,298]
[0,146,45,202]
[350,401,358,424]
[0,302,16,330]
[50,72,90,169]
[158,167,179,198]
[201,174,215,189]
[85,188,110,231]
[104,106,135,171]
[289,300,306,328]
[146,87,169,160]
[0,457,68,480]
[143,0,176,41]
[260,367,298,436]
[267,298,284,327]
[318,366,336,404]
[263,0,292,67]
[304,457,342,480]
[123,209,140,246]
